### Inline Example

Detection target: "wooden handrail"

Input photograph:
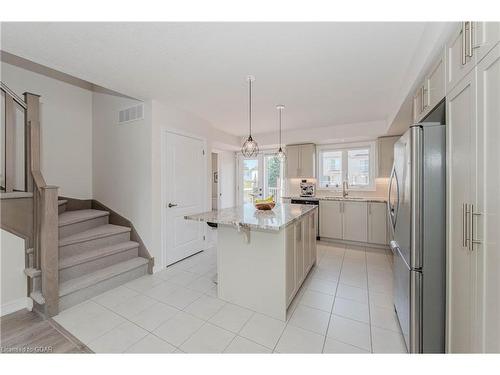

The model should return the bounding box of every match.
[24,92,60,317]
[1,84,59,317]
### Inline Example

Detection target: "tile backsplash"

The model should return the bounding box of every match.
[285,178,389,199]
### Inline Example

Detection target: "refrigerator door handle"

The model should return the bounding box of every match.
[410,126,423,269]
[388,165,399,230]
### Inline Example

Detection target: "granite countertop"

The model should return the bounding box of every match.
[185,203,318,232]
[282,196,387,203]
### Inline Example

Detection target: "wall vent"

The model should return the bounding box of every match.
[118,104,144,124]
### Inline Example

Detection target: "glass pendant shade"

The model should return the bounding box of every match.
[242,135,259,157]
[276,146,286,160]
[241,76,259,157]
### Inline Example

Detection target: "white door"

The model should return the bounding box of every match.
[164,131,206,265]
[446,68,477,353]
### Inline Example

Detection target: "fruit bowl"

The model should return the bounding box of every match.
[254,201,276,211]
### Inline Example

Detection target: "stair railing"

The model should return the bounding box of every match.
[1,82,59,317]
[25,92,60,317]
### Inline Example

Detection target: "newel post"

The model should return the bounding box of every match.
[40,185,59,317]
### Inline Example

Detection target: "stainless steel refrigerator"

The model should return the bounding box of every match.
[387,119,446,353]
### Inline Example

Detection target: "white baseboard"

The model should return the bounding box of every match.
[0,297,31,317]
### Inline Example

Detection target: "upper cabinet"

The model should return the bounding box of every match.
[413,50,446,123]
[377,136,399,178]
[286,143,316,178]
[447,22,500,95]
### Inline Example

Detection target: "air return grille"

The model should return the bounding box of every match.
[118,104,144,124]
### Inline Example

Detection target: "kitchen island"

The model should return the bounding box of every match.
[185,203,317,321]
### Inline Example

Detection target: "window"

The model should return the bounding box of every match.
[317,142,375,190]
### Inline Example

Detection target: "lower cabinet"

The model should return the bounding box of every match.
[285,211,317,305]
[368,202,388,245]
[294,219,305,284]
[319,200,342,238]
[343,201,368,242]
[319,199,388,246]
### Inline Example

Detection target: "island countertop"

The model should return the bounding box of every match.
[185,203,318,232]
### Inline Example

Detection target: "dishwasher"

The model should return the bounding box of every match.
[290,198,320,239]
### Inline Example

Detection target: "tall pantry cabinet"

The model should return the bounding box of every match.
[447,22,500,353]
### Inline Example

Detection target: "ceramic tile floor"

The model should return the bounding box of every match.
[53,242,407,353]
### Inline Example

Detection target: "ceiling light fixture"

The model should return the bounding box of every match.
[275,105,286,160]
[241,75,259,157]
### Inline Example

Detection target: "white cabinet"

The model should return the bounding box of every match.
[319,200,342,239]
[445,22,493,94]
[368,202,388,245]
[427,52,446,109]
[309,211,317,269]
[286,145,300,178]
[448,21,500,94]
[447,22,475,94]
[286,143,315,178]
[342,201,368,243]
[447,66,477,354]
[447,35,500,354]
[294,219,305,284]
[377,136,399,178]
[285,211,316,306]
[414,51,446,122]
[413,82,426,123]
[474,22,500,63]
[319,200,388,245]
[282,198,291,204]
[285,224,296,305]
[476,44,500,353]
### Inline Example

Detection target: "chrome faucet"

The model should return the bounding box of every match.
[342,179,349,198]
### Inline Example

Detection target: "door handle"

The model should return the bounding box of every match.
[168,203,178,208]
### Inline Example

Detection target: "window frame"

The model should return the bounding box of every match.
[316,141,377,191]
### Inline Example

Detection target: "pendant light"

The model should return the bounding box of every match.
[241,75,259,157]
[275,105,286,160]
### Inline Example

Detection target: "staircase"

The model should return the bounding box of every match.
[28,200,149,312]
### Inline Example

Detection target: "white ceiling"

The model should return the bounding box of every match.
[1,22,430,136]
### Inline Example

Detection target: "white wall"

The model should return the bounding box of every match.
[93,98,239,271]
[151,100,240,269]
[1,62,93,198]
[92,92,153,249]
[0,229,31,316]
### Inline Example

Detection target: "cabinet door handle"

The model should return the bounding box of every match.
[423,84,429,110]
[462,203,467,247]
[420,86,425,112]
[467,21,474,57]
[461,22,467,65]
[470,204,482,250]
